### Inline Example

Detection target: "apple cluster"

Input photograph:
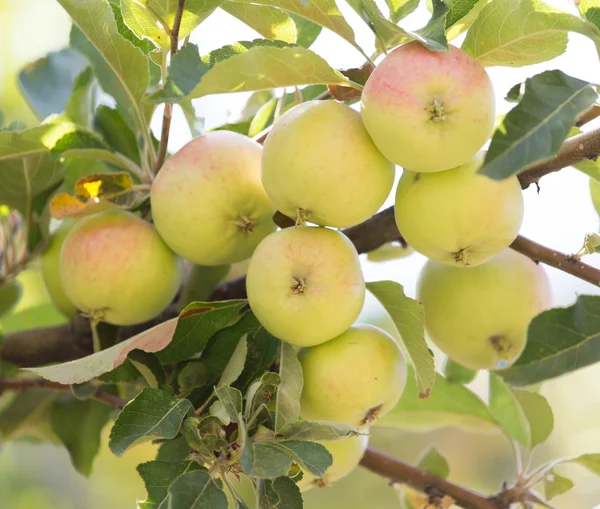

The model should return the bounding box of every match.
[39,41,552,489]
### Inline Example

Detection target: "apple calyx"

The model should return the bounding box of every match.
[235,215,254,232]
[361,404,383,426]
[290,276,306,295]
[489,335,514,359]
[428,99,446,121]
[453,247,472,266]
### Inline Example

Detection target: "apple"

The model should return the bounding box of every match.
[299,324,407,426]
[40,219,78,318]
[60,210,183,326]
[261,100,395,228]
[417,249,552,370]
[297,433,369,491]
[395,153,524,267]
[246,227,365,347]
[151,131,276,265]
[361,42,495,172]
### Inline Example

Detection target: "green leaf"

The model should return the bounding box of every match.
[129,350,167,389]
[109,388,192,456]
[64,67,97,127]
[239,420,255,473]
[245,371,281,421]
[157,470,228,509]
[462,0,600,67]
[156,300,248,363]
[442,358,477,384]
[274,440,332,478]
[217,336,248,387]
[50,129,110,156]
[345,0,410,50]
[65,0,150,137]
[290,14,322,48]
[581,0,600,31]
[50,397,112,476]
[417,446,450,478]
[258,476,303,509]
[378,366,497,431]
[222,3,297,43]
[93,105,141,164]
[0,280,22,318]
[111,2,157,55]
[497,295,600,386]
[237,326,279,391]
[148,42,355,103]
[488,374,530,446]
[0,390,59,440]
[512,389,554,447]
[155,436,192,462]
[251,443,294,478]
[214,385,244,420]
[411,0,448,51]
[386,0,420,23]
[231,0,359,51]
[121,0,226,49]
[177,265,230,310]
[276,420,358,441]
[445,0,482,28]
[275,343,303,433]
[137,460,200,509]
[479,70,597,180]
[574,453,600,475]
[18,48,89,120]
[248,98,278,138]
[366,281,434,398]
[543,469,574,500]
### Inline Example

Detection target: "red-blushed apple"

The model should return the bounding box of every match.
[261,100,395,228]
[299,325,407,426]
[395,153,523,267]
[41,219,78,318]
[361,42,495,172]
[297,433,369,491]
[246,227,365,347]
[60,210,183,326]
[151,131,276,265]
[417,249,552,370]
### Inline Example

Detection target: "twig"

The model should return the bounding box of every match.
[360,448,522,509]
[518,127,600,189]
[0,378,129,409]
[154,0,187,173]
[575,103,600,127]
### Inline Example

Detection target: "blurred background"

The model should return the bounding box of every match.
[1,0,600,508]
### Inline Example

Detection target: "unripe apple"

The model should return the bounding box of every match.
[417,249,551,370]
[361,42,495,172]
[151,131,276,265]
[261,100,395,228]
[246,227,364,347]
[395,153,524,267]
[60,210,183,326]
[40,219,78,318]
[299,325,407,426]
[297,433,369,491]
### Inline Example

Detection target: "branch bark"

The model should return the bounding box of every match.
[154,0,186,173]
[360,448,522,509]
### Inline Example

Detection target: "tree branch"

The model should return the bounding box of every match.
[0,378,128,409]
[154,0,186,173]
[360,448,523,509]
[518,127,600,189]
[576,103,600,127]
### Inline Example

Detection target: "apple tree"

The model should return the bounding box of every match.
[2,0,600,507]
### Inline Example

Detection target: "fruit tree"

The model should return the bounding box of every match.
[2,0,600,508]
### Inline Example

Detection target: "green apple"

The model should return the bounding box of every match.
[361,42,495,172]
[246,227,365,347]
[297,433,369,491]
[60,210,183,326]
[299,325,407,426]
[417,249,551,370]
[395,153,523,267]
[262,100,395,228]
[40,219,78,318]
[151,131,276,265]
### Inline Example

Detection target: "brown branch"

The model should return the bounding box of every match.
[510,235,600,286]
[518,127,600,189]
[360,448,523,509]
[154,0,187,173]
[0,378,128,409]
[575,103,600,127]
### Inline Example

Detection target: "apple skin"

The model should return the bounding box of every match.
[151,131,276,265]
[40,219,78,318]
[395,153,524,267]
[417,249,552,370]
[297,433,369,491]
[246,227,365,347]
[361,42,495,172]
[299,324,407,426]
[60,210,183,326]
[261,100,395,228]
